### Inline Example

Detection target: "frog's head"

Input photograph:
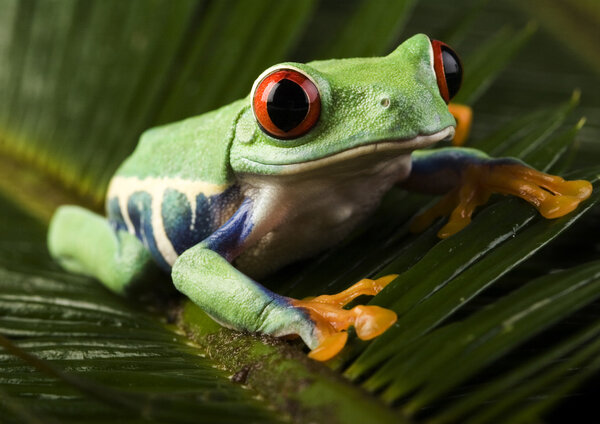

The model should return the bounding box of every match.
[230,34,462,177]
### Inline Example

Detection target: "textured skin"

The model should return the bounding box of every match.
[116,100,244,183]
[231,34,453,174]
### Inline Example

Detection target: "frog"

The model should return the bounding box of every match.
[47,34,592,361]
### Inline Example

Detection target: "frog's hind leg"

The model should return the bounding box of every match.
[48,206,157,294]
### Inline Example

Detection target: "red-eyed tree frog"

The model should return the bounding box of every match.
[48,34,592,361]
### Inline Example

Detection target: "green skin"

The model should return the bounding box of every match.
[48,34,514,351]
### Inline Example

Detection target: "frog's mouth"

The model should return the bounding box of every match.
[274,126,454,175]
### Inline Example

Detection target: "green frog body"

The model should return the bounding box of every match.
[48,35,592,361]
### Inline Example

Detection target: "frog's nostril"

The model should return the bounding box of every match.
[380,97,391,108]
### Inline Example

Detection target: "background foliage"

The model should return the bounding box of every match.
[0,0,599,423]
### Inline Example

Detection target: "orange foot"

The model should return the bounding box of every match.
[291,275,398,361]
[410,162,593,239]
[449,103,473,146]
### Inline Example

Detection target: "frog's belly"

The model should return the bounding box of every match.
[235,154,411,278]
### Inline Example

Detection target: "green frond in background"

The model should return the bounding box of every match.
[0,0,599,423]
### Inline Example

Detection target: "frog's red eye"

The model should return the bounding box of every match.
[431,40,463,103]
[252,68,321,139]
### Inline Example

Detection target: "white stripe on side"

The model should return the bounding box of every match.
[107,176,229,265]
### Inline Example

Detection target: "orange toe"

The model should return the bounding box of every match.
[292,285,397,361]
[291,276,399,361]
[490,164,593,219]
[308,332,348,361]
[352,305,397,340]
[537,193,582,218]
[309,274,398,307]
[412,162,593,240]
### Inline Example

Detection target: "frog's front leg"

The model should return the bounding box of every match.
[402,147,593,238]
[172,199,397,361]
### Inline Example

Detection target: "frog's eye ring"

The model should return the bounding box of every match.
[431,40,463,103]
[252,68,321,139]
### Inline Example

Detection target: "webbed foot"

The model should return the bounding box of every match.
[410,162,592,239]
[291,275,398,361]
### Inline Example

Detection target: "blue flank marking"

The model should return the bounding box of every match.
[162,188,210,256]
[109,194,171,270]
[159,187,287,308]
[106,186,247,272]
[126,192,171,272]
[411,150,481,176]
[203,196,254,262]
[411,149,519,176]
[108,188,288,312]
[162,185,245,260]
[107,197,127,233]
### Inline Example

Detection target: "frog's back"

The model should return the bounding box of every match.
[115,99,245,183]
[106,100,245,270]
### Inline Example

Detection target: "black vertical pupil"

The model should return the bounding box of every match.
[267,78,309,132]
[441,46,462,100]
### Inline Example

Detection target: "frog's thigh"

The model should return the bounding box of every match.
[172,244,315,342]
[48,205,154,294]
